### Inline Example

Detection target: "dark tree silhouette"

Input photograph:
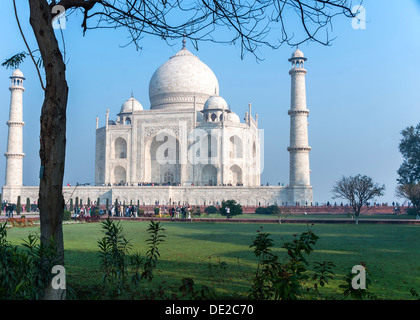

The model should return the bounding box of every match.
[3,0,360,299]
[396,123,420,215]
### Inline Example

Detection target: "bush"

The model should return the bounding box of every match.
[204,206,218,214]
[255,207,268,215]
[63,210,72,221]
[0,223,61,299]
[98,218,165,298]
[406,208,419,216]
[220,200,242,218]
[255,205,281,215]
[138,208,145,216]
[91,207,100,217]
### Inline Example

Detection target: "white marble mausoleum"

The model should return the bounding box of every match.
[2,44,313,207]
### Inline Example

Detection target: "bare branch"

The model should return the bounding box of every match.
[12,0,45,91]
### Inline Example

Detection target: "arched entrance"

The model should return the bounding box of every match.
[202,164,217,186]
[145,132,181,184]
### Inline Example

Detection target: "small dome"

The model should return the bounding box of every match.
[204,95,228,110]
[120,97,143,114]
[11,69,24,78]
[227,112,240,123]
[292,48,304,58]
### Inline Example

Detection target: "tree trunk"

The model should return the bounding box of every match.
[29,0,68,299]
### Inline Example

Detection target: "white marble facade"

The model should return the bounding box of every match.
[95,44,261,188]
[2,46,313,206]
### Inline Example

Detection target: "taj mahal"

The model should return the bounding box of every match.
[2,42,313,207]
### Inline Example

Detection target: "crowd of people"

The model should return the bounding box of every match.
[98,182,247,187]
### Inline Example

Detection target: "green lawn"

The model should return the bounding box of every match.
[5,220,420,299]
[208,213,417,220]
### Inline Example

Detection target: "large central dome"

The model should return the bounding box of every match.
[149,46,219,110]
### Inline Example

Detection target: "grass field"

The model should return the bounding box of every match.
[5,220,420,299]
[209,213,418,220]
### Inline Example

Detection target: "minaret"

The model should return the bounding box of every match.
[4,69,25,187]
[288,49,311,194]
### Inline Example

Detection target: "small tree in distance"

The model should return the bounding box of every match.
[16,196,21,215]
[221,200,242,218]
[332,175,385,225]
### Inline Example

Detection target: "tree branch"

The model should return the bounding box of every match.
[13,0,45,91]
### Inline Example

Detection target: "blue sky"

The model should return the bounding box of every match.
[0,0,419,204]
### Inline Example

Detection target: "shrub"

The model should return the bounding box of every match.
[220,200,242,218]
[406,208,419,216]
[255,205,281,215]
[255,207,268,215]
[0,223,61,299]
[75,215,100,223]
[91,207,100,217]
[249,227,327,300]
[8,218,36,228]
[204,205,218,214]
[63,210,72,221]
[98,218,165,298]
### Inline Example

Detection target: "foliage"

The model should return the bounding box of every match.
[248,226,343,300]
[141,221,166,282]
[204,205,218,214]
[91,207,101,217]
[193,206,201,217]
[26,198,30,213]
[63,210,72,221]
[397,123,420,185]
[255,205,281,215]
[178,277,217,300]
[332,174,385,223]
[0,222,62,299]
[406,208,419,216]
[396,184,420,216]
[97,218,165,298]
[339,263,373,300]
[8,218,37,228]
[16,196,21,215]
[97,218,132,297]
[75,215,100,223]
[220,200,242,218]
[410,288,419,299]
[312,261,336,293]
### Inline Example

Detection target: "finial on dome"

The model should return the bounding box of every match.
[131,90,134,98]
[182,36,186,49]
